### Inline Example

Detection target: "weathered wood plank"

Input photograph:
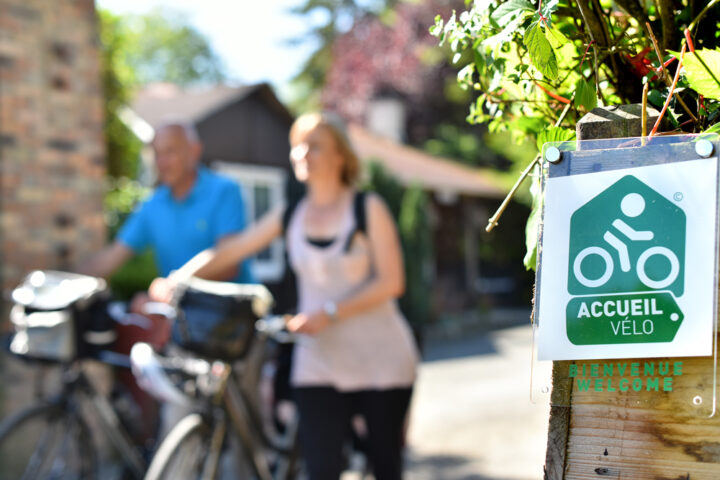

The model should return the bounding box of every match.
[543,106,720,479]
[563,351,720,478]
[545,361,574,479]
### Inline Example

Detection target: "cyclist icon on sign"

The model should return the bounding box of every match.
[573,192,680,289]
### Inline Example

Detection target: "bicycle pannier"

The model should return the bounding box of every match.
[171,277,273,360]
[8,270,113,362]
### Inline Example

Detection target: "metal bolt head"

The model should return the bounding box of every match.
[545,146,562,164]
[695,139,714,158]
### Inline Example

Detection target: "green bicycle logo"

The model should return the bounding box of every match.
[566,175,685,345]
[572,192,680,291]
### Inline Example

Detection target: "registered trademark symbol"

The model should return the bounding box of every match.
[674,192,684,201]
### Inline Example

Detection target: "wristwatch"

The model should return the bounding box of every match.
[323,301,339,323]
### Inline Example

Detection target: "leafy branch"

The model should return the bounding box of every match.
[432,0,720,270]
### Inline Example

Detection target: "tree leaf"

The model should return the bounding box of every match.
[541,0,560,20]
[574,78,597,111]
[546,24,569,49]
[482,13,527,50]
[524,164,543,271]
[536,126,575,151]
[683,49,720,101]
[703,123,720,134]
[523,23,559,80]
[491,0,534,28]
[514,115,546,135]
[647,89,664,108]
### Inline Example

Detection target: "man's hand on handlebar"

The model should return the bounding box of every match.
[148,277,177,304]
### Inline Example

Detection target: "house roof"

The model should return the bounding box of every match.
[130,82,293,129]
[348,124,506,199]
[128,83,506,200]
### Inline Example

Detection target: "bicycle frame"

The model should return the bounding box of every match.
[46,359,147,478]
[149,330,300,480]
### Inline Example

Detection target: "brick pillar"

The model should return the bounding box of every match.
[0,0,106,296]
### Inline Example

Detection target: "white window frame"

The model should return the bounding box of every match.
[213,161,287,282]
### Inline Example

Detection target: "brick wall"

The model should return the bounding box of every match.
[0,0,106,294]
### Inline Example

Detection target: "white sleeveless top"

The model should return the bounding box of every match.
[286,194,419,391]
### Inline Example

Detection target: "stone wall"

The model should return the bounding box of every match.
[0,0,106,295]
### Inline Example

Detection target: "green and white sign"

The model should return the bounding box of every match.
[537,152,718,361]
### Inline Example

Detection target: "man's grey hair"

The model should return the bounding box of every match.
[154,117,200,144]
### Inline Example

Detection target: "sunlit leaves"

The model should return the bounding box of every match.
[575,78,597,111]
[545,24,569,49]
[523,163,542,271]
[536,126,575,151]
[540,0,560,22]
[683,49,720,101]
[491,0,534,27]
[703,123,720,134]
[523,22,559,80]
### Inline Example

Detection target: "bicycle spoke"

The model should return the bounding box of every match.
[0,404,94,480]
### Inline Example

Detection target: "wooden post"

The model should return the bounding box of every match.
[540,103,715,480]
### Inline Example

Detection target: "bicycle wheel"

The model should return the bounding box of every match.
[144,413,214,480]
[0,401,97,479]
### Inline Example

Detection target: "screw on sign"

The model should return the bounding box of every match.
[566,175,685,345]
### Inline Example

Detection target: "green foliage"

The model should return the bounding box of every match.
[98,7,227,177]
[122,8,226,87]
[99,10,142,179]
[109,250,159,300]
[536,126,575,151]
[104,178,155,298]
[575,79,597,112]
[363,162,435,331]
[398,186,434,329]
[433,0,720,270]
[424,123,505,168]
[704,122,720,134]
[682,49,720,101]
[523,165,542,270]
[104,177,151,237]
[523,22,558,80]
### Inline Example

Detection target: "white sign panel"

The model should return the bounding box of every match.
[537,156,718,360]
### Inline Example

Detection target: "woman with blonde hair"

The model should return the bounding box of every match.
[150,112,419,480]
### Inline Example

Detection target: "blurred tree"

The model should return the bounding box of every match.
[288,0,400,109]
[98,7,227,179]
[363,162,434,347]
[122,8,226,87]
[322,1,462,139]
[98,9,142,179]
[314,0,515,171]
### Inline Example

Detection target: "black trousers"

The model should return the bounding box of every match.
[294,386,413,480]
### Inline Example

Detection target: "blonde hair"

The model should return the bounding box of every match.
[289,112,360,186]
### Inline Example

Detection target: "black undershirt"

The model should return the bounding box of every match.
[306,237,335,248]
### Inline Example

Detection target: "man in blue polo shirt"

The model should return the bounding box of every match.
[82,121,253,283]
[80,121,253,445]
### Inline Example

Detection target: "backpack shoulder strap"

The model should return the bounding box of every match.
[353,190,367,235]
[343,191,367,252]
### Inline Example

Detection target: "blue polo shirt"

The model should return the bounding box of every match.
[117,167,254,283]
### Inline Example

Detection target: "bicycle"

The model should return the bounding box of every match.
[572,191,681,290]
[130,277,302,480]
[0,270,158,479]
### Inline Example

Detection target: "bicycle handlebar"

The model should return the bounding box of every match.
[255,315,295,344]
